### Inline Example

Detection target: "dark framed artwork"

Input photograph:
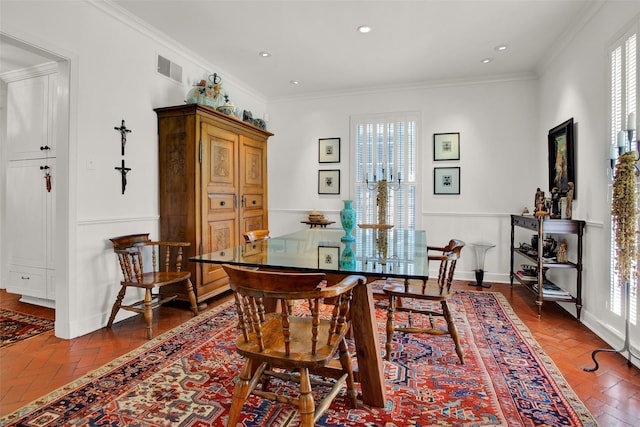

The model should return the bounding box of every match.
[433,132,460,161]
[434,167,460,195]
[547,118,575,198]
[318,245,340,269]
[319,137,340,163]
[318,169,340,194]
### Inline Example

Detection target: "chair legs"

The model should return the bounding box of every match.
[441,300,464,364]
[227,359,265,427]
[385,296,464,364]
[106,287,126,329]
[298,368,315,427]
[184,279,199,317]
[143,289,154,339]
[385,295,397,361]
[227,347,356,427]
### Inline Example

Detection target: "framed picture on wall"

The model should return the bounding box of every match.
[434,167,460,194]
[547,118,575,198]
[433,132,460,161]
[318,170,340,194]
[319,138,341,163]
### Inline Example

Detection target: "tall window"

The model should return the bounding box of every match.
[609,26,638,322]
[351,113,419,228]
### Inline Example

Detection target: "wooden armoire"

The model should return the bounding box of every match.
[155,104,273,306]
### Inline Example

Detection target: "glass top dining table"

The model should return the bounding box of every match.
[190,227,429,409]
[191,227,429,279]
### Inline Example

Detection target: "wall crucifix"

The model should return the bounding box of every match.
[114,119,132,155]
[115,159,131,194]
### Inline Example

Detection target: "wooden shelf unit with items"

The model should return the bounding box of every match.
[155,104,273,308]
[509,214,585,320]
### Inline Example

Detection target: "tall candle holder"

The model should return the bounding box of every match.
[610,112,640,173]
[365,169,401,226]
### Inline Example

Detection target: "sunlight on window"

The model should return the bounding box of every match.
[352,113,418,229]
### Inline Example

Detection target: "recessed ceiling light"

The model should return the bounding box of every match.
[290,80,300,85]
[357,25,371,33]
[481,58,493,64]
[495,45,508,52]
[259,51,271,57]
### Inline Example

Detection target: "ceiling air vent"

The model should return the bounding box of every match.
[157,54,182,83]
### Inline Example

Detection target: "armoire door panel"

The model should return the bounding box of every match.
[243,216,265,232]
[201,219,238,285]
[240,137,265,190]
[203,123,238,194]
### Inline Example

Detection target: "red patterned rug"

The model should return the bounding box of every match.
[0,309,54,348]
[1,292,597,426]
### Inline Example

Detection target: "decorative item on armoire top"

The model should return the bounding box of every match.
[114,119,132,156]
[340,199,356,241]
[114,159,131,195]
[185,73,223,109]
[216,94,234,115]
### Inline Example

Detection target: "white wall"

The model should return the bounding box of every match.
[538,1,640,363]
[1,1,268,338]
[267,77,541,284]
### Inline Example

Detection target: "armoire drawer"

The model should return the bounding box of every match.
[243,194,263,209]
[209,194,236,212]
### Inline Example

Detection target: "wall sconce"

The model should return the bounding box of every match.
[610,112,639,172]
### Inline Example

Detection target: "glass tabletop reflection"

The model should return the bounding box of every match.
[191,227,429,279]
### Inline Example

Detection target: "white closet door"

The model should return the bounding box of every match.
[6,75,50,160]
[6,159,51,268]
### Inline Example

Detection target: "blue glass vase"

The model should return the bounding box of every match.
[340,242,356,270]
[340,200,356,242]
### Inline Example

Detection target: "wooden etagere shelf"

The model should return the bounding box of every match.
[509,214,585,320]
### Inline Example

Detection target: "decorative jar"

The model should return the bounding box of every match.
[340,200,356,241]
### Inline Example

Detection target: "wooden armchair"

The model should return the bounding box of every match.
[383,239,466,364]
[242,229,270,243]
[222,264,364,427]
[107,235,199,339]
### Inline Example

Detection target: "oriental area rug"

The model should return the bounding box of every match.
[0,309,54,348]
[1,291,598,427]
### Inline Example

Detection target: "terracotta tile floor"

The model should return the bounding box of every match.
[1,283,639,425]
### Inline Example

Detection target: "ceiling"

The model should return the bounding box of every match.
[112,0,600,100]
[2,1,602,100]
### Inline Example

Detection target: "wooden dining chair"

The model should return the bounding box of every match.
[383,239,466,364]
[222,264,364,427]
[242,229,270,243]
[107,235,199,339]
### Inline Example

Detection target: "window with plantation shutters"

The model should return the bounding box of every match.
[609,27,638,323]
[350,113,419,229]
